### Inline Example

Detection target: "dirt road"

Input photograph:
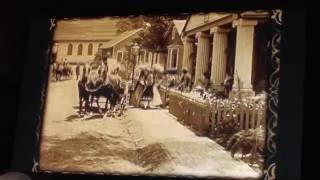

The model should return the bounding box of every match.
[40,78,260,179]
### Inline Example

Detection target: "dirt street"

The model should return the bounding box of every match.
[40,78,260,179]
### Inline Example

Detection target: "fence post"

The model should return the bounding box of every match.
[240,105,244,130]
[217,106,222,127]
[251,104,256,129]
[211,109,217,136]
[245,106,250,130]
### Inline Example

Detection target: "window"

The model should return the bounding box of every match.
[167,49,171,68]
[98,43,103,48]
[171,49,178,68]
[140,51,145,63]
[117,51,123,62]
[77,44,83,55]
[87,43,93,55]
[145,52,149,63]
[153,53,157,64]
[155,53,159,64]
[67,44,73,55]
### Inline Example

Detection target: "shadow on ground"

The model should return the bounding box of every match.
[40,132,170,173]
[65,114,80,121]
[83,114,104,121]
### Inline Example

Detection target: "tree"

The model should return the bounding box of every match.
[136,16,171,53]
[116,15,186,53]
[116,15,147,33]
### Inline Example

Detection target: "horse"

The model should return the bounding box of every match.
[78,62,131,118]
[86,80,129,118]
[78,74,90,115]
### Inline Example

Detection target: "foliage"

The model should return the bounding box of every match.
[135,16,171,52]
[226,127,265,167]
[116,16,147,33]
[116,16,179,52]
[116,15,187,78]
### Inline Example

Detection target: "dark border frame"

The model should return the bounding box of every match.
[10,8,304,180]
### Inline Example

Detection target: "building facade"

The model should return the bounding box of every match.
[54,41,109,64]
[53,18,120,64]
[136,50,165,72]
[164,20,186,74]
[181,11,270,96]
[97,28,166,73]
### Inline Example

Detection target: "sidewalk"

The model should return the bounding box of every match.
[124,108,261,178]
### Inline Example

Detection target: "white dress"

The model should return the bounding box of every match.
[151,83,162,107]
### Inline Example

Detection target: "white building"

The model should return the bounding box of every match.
[53,18,120,64]
[181,11,270,96]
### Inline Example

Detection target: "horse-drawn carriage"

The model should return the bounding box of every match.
[77,63,130,118]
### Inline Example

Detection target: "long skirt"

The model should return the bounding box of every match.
[151,85,162,107]
[130,82,144,107]
[141,85,154,102]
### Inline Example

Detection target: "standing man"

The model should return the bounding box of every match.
[52,61,57,81]
[178,68,191,92]
[223,73,233,97]
[75,63,80,80]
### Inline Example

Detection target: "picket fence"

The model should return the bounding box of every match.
[159,87,266,136]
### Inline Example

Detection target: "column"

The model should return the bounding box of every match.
[167,49,171,69]
[194,32,210,85]
[149,52,152,67]
[153,53,157,65]
[182,36,195,73]
[135,55,139,65]
[158,53,165,71]
[210,27,230,89]
[231,18,258,97]
[156,53,159,64]
[144,50,147,64]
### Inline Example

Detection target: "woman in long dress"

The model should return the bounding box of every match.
[141,70,154,109]
[130,69,146,107]
[151,70,162,107]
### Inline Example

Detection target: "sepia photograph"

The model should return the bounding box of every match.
[38,11,275,179]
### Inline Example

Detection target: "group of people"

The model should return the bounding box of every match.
[130,68,162,109]
[75,62,92,81]
[169,68,234,97]
[66,58,235,114]
[51,61,73,81]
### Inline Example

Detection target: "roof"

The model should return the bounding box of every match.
[172,20,187,36]
[53,17,120,41]
[183,13,231,33]
[100,28,143,49]
[181,16,191,35]
[164,19,187,40]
